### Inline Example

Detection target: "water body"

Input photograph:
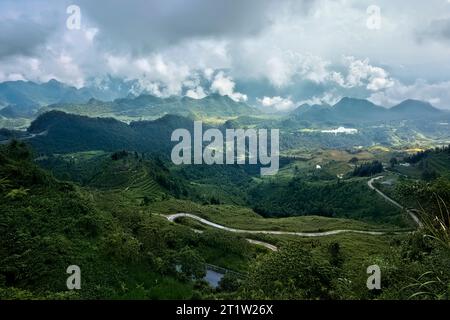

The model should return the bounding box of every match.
[204,269,224,288]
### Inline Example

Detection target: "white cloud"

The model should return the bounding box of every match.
[203,68,214,81]
[297,92,342,107]
[104,53,193,97]
[210,71,247,102]
[331,57,394,92]
[186,86,207,99]
[233,46,334,88]
[266,53,331,87]
[1,0,450,107]
[369,79,450,109]
[342,56,394,91]
[258,96,295,111]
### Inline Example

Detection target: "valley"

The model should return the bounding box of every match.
[1,88,450,300]
[3,0,450,307]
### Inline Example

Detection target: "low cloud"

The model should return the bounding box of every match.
[369,79,450,109]
[0,0,450,108]
[297,92,341,107]
[258,96,295,111]
[210,72,247,102]
[185,86,207,99]
[332,57,394,92]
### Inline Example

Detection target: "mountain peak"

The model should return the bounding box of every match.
[45,79,64,87]
[335,97,377,107]
[391,99,441,114]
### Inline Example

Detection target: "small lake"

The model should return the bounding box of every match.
[204,269,224,288]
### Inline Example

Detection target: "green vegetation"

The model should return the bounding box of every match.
[41,93,258,121]
[392,145,450,179]
[146,198,399,232]
[249,176,411,228]
[1,109,450,300]
[0,142,261,299]
[352,160,383,177]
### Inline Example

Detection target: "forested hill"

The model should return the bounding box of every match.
[40,93,259,119]
[0,141,219,299]
[27,111,196,154]
[0,141,103,297]
[290,98,447,123]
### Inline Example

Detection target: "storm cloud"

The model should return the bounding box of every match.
[1,0,450,109]
[77,0,289,55]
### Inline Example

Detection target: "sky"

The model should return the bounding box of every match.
[1,0,450,110]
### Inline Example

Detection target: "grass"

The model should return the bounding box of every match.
[419,196,450,250]
[247,231,409,283]
[391,150,450,179]
[92,190,264,274]
[147,198,411,233]
[166,200,407,275]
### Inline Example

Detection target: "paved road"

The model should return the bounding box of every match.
[368,176,422,227]
[164,213,393,238]
[174,222,279,251]
[246,239,278,251]
[163,176,421,250]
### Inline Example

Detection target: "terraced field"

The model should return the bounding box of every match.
[123,167,163,201]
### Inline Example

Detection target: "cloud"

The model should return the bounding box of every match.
[186,86,207,99]
[268,53,332,87]
[231,45,334,88]
[0,17,55,58]
[77,0,279,55]
[103,53,196,96]
[297,91,342,107]
[258,96,295,111]
[210,72,247,102]
[369,79,450,109]
[332,57,394,92]
[1,0,450,107]
[417,18,450,43]
[0,1,63,59]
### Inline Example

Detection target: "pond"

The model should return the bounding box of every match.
[204,269,224,288]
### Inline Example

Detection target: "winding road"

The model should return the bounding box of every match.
[368,176,422,228]
[165,212,391,237]
[163,175,421,251]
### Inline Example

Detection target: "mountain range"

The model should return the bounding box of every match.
[290,98,446,123]
[0,77,139,118]
[41,93,258,119]
[0,79,449,126]
[26,110,196,154]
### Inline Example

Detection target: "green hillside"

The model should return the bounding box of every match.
[27,111,195,154]
[0,141,272,299]
[41,93,259,121]
[392,145,450,179]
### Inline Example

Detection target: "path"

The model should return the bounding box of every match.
[368,176,422,227]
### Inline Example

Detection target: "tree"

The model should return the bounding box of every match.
[172,247,206,280]
[111,150,128,161]
[328,242,344,267]
[5,187,29,200]
[422,169,439,181]
[0,177,11,193]
[389,157,398,168]
[352,161,383,177]
[218,273,241,292]
[244,243,333,299]
[5,140,31,160]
